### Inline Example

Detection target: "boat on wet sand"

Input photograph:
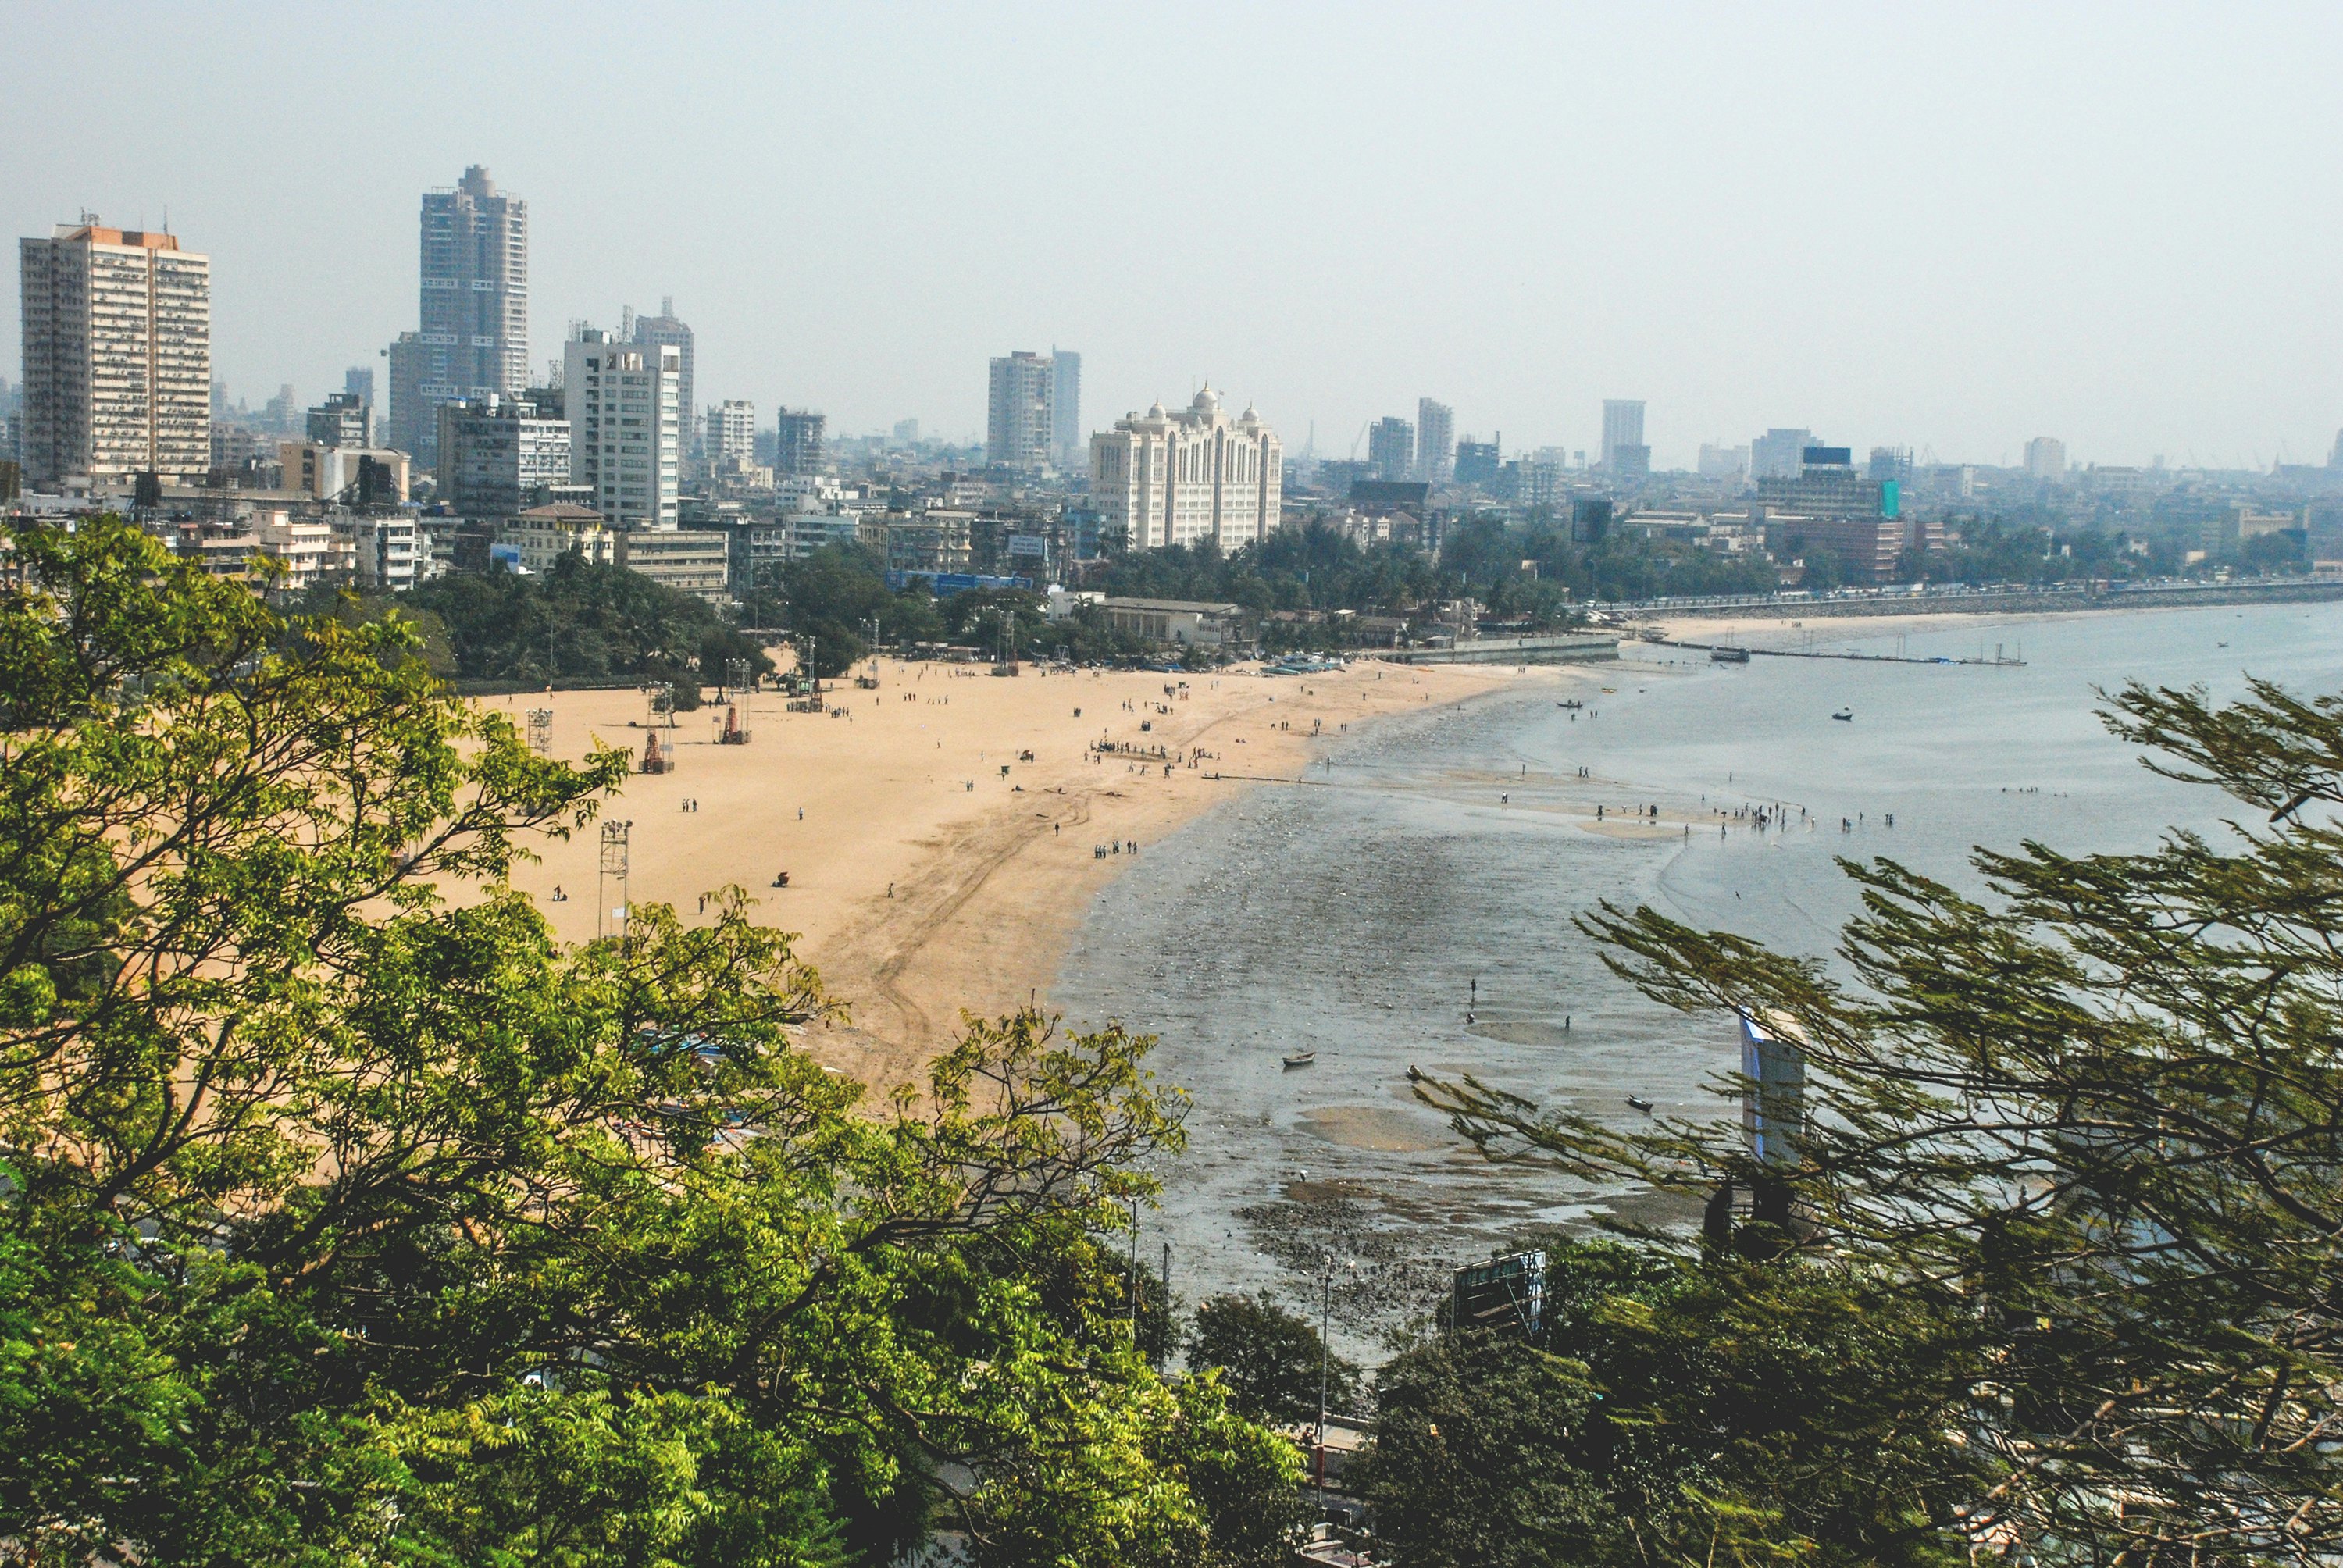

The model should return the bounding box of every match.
[1282,1051,1316,1069]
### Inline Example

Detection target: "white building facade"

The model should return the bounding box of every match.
[564,330,680,528]
[19,220,211,488]
[707,399,757,471]
[1088,388,1282,552]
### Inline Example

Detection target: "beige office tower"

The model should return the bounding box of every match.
[20,219,211,489]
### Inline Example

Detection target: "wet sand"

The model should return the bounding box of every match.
[490,658,1586,1092]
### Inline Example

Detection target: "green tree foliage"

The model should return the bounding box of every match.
[1450,516,1779,606]
[397,552,771,689]
[0,516,1295,1566]
[1357,1240,1980,1568]
[740,545,942,676]
[1413,678,2343,1563]
[1894,519,2138,588]
[1186,1293,1361,1427]
[1104,526,1441,622]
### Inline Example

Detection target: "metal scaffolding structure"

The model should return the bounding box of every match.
[597,819,631,941]
[526,707,554,756]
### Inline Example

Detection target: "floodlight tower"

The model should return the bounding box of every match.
[597,820,632,940]
[526,707,555,756]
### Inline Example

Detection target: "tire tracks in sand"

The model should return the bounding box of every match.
[843,786,1098,1060]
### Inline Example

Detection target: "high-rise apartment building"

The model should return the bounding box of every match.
[305,392,369,447]
[387,166,528,468]
[1416,399,1454,483]
[343,367,376,441]
[627,299,694,457]
[1052,351,1082,465]
[987,351,1058,472]
[439,393,571,516]
[1368,416,1414,482]
[564,329,679,529]
[1453,437,1501,489]
[706,400,758,471]
[19,219,211,488]
[776,408,826,476]
[1089,387,1282,551]
[2024,437,2067,480]
[1750,428,1811,480]
[1601,400,1646,474]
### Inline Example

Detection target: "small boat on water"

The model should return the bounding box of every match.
[1557,699,1584,709]
[1831,707,1854,722]
[1626,1094,1654,1113]
[1282,1051,1316,1069]
[1710,647,1751,665]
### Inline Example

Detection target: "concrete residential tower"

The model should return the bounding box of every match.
[627,299,694,458]
[1089,387,1281,551]
[1416,398,1454,483]
[19,219,211,488]
[1602,399,1648,476]
[387,166,528,467]
[1051,351,1082,466]
[987,351,1058,472]
[564,329,680,528]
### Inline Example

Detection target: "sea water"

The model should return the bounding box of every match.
[1053,601,2343,1351]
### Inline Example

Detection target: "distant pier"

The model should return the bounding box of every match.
[1644,636,2024,668]
[1382,633,1621,666]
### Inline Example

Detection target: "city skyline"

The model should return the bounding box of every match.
[6,5,2342,469]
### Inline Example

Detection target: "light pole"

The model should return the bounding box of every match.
[1318,1260,1332,1452]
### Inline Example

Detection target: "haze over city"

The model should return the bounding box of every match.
[8,1,2341,468]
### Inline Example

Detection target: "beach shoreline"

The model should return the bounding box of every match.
[494,657,1587,1094]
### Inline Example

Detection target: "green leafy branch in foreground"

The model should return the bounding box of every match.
[1410,678,2343,1564]
[0,516,1298,1568]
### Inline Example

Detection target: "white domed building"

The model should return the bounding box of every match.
[1088,386,1282,551]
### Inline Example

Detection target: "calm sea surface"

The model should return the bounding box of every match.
[1053,601,2343,1353]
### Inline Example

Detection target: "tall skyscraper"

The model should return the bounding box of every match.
[1415,399,1454,483]
[1051,350,1082,465]
[1089,388,1281,551]
[987,351,1058,472]
[1367,416,1414,482]
[628,298,694,458]
[1750,428,1811,480]
[19,218,211,489]
[2024,437,2067,480]
[1601,400,1646,474]
[564,328,679,528]
[776,408,826,476]
[387,166,528,467]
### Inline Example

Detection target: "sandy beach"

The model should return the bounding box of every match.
[490,657,1580,1092]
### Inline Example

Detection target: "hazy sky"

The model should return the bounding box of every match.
[8,2,2340,469]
